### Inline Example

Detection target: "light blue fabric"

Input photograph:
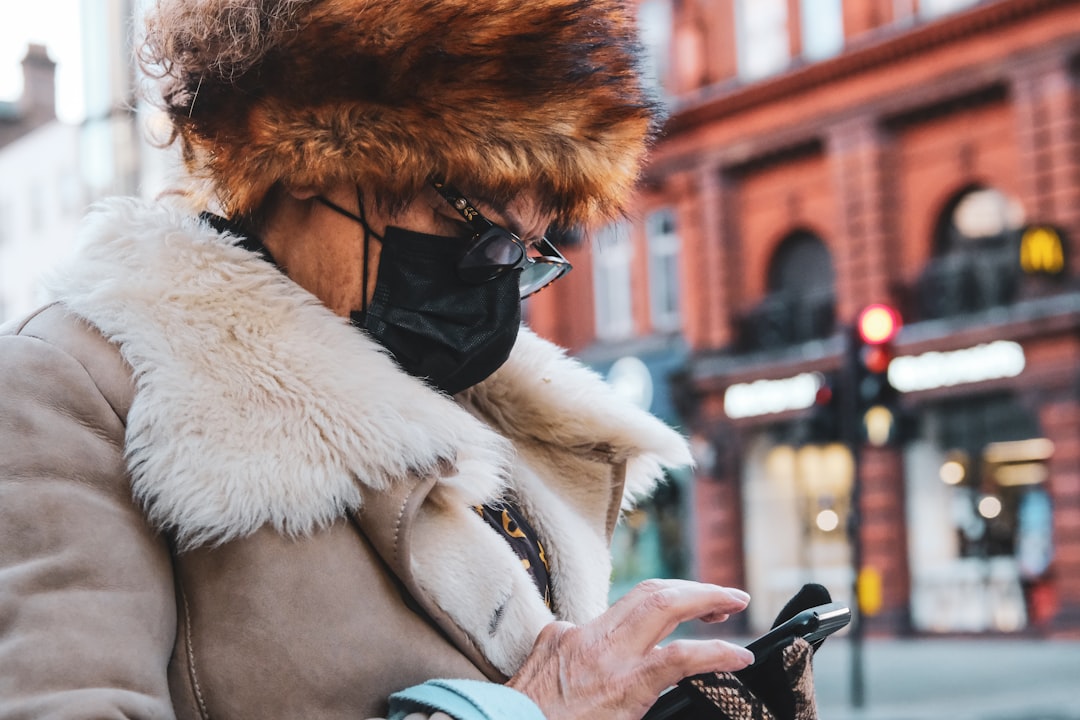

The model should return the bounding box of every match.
[388,678,547,720]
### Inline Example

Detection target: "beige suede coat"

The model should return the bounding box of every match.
[0,199,692,720]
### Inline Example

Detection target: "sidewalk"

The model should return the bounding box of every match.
[811,638,1080,719]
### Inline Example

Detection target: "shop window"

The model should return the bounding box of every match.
[646,208,681,333]
[592,221,635,341]
[741,436,854,631]
[918,0,981,20]
[637,0,673,97]
[906,393,1052,633]
[739,230,836,351]
[799,0,844,61]
[735,0,790,81]
[918,186,1025,320]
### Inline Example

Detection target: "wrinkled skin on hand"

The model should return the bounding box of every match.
[508,579,754,720]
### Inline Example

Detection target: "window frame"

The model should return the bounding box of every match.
[592,221,636,342]
[734,0,791,81]
[799,0,845,62]
[645,207,682,333]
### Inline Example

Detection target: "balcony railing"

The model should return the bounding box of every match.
[737,289,836,352]
[917,244,1019,321]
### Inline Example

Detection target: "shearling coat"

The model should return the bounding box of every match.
[0,199,692,719]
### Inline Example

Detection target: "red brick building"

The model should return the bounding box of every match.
[529,0,1080,636]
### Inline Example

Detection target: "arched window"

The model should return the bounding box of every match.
[768,230,836,295]
[741,230,836,350]
[920,186,1025,319]
[935,186,1025,254]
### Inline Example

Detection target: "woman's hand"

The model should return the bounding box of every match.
[507,579,754,720]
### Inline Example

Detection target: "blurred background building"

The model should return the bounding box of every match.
[0,44,82,321]
[2,0,1077,641]
[81,0,140,201]
[80,0,173,202]
[0,0,173,323]
[529,0,1080,638]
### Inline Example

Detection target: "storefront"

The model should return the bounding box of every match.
[740,434,854,630]
[904,395,1053,633]
[896,339,1062,633]
[709,321,1078,636]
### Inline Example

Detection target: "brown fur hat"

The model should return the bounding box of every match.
[140,0,662,225]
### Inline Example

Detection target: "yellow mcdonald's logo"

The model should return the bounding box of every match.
[1020,226,1066,275]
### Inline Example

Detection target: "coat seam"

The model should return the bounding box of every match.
[9,300,58,334]
[392,494,410,568]
[179,584,211,720]
[10,331,127,435]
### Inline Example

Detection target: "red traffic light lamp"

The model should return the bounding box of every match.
[857,304,902,346]
[862,345,892,375]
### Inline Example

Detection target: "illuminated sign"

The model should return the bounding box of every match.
[887,341,1025,393]
[1020,225,1067,276]
[724,372,823,419]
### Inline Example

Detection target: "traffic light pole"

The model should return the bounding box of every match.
[841,325,866,709]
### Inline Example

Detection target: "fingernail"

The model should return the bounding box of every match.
[728,588,751,603]
[739,648,755,665]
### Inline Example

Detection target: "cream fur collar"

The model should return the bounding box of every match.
[47,198,691,551]
[48,197,694,675]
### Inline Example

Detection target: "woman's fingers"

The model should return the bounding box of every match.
[508,579,754,720]
[640,638,755,691]
[604,579,747,628]
[604,579,750,653]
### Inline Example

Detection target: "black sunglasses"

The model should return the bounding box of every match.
[432,181,572,298]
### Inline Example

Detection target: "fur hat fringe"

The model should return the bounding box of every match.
[140,0,662,224]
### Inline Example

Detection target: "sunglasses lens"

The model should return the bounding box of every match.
[519,259,570,298]
[458,228,525,283]
[520,254,578,297]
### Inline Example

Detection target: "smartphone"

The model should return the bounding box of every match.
[741,600,850,669]
[641,602,851,720]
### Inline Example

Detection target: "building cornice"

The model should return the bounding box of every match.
[664,0,1078,138]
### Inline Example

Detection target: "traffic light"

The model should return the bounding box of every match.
[854,304,901,446]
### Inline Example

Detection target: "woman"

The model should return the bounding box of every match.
[0,1,756,718]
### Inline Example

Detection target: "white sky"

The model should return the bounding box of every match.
[0,1,85,123]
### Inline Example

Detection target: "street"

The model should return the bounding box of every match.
[811,637,1080,719]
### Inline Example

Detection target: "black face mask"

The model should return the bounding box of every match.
[350,226,522,396]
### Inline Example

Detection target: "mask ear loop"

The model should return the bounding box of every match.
[316,189,381,316]
[357,187,371,316]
